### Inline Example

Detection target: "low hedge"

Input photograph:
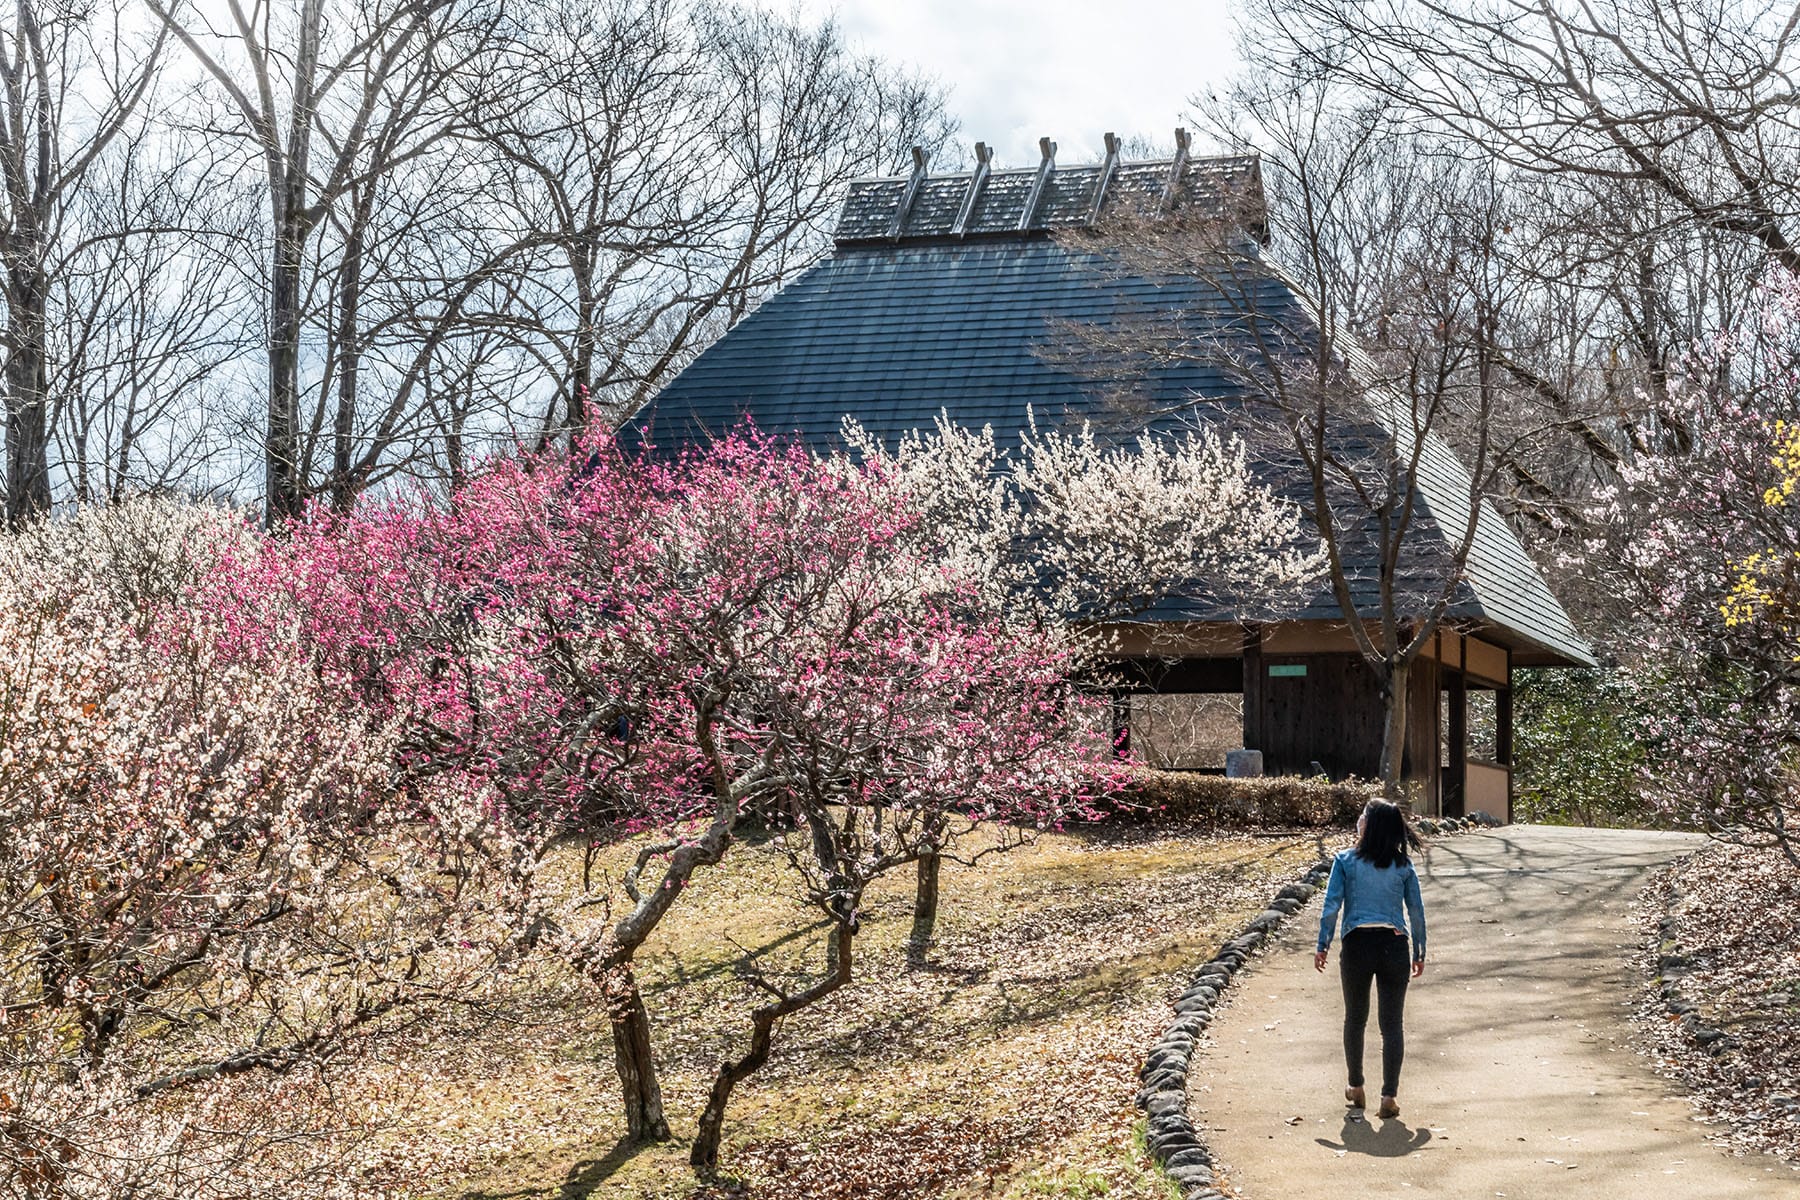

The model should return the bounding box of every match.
[1108,768,1382,827]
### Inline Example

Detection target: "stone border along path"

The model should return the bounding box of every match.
[1648,878,1746,1060]
[1133,813,1502,1199]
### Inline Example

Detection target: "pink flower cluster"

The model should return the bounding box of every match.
[218,431,1109,838]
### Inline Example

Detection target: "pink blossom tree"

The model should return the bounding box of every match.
[680,558,1101,1171]
[239,433,1110,1158]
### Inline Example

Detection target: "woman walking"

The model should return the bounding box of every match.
[1314,799,1426,1120]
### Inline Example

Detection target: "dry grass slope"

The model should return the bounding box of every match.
[345,824,1324,1198]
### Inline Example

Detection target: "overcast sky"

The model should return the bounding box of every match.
[770,1,1245,168]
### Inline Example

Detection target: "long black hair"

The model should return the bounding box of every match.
[1353,800,1420,869]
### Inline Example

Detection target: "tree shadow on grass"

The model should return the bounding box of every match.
[554,1137,660,1198]
[1315,1109,1432,1157]
[643,917,833,998]
[456,1136,657,1200]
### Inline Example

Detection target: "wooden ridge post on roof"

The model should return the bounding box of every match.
[1017,137,1057,231]
[951,142,992,238]
[1161,128,1191,210]
[890,146,930,240]
[1241,153,1271,245]
[1087,132,1122,225]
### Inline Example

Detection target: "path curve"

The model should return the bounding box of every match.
[1192,825,1799,1198]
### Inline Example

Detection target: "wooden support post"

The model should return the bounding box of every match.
[1446,668,1467,819]
[1110,690,1132,760]
[1498,651,1515,823]
[1497,681,1514,765]
[1241,624,1263,753]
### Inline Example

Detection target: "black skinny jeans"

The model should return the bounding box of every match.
[1339,925,1412,1098]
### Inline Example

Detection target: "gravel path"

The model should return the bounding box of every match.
[1191,825,1800,1198]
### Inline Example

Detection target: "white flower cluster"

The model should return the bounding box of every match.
[843,410,1323,635]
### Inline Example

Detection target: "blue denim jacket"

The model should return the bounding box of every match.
[1316,847,1427,962]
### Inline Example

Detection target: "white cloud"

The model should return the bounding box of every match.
[772,0,1243,168]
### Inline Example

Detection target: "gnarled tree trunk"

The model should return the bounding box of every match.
[908,849,940,962]
[3,262,51,524]
[689,916,854,1173]
[606,962,670,1142]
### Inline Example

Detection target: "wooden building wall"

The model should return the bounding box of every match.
[1240,650,1439,795]
[1405,653,1441,805]
[1251,652,1386,781]
[1110,620,1515,817]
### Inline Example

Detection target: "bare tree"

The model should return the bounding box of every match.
[0,0,167,523]
[149,0,504,523]
[1243,0,1800,270]
[1217,0,1790,634]
[1066,99,1543,796]
[47,128,258,501]
[469,0,954,447]
[140,0,947,518]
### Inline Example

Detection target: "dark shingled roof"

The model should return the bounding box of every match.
[620,152,1594,669]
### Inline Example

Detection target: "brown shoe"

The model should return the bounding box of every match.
[1377,1096,1400,1119]
[1344,1086,1366,1108]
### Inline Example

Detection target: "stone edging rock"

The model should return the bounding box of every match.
[1133,812,1502,1200]
[1648,877,1742,1057]
[1132,859,1332,1199]
[1414,811,1503,837]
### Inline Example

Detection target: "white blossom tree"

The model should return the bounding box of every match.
[0,497,522,1195]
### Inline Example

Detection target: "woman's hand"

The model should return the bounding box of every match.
[1411,958,1426,979]
[1314,950,1328,972]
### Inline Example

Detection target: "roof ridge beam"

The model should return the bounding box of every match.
[1088,131,1122,225]
[1161,128,1191,210]
[890,146,930,240]
[1018,137,1057,231]
[951,142,992,237]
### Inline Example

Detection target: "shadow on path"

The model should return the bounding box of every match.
[1315,1110,1432,1157]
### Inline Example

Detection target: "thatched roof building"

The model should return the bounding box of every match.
[621,133,1594,817]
